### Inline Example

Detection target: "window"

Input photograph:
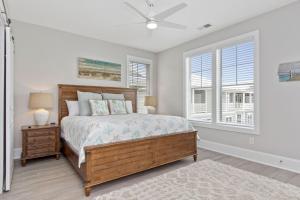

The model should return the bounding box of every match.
[246,113,253,125]
[245,93,250,103]
[229,93,234,103]
[235,93,243,103]
[189,52,212,122]
[194,90,206,104]
[250,93,254,103]
[226,116,233,123]
[237,114,242,123]
[127,57,152,113]
[219,41,254,126]
[184,31,259,134]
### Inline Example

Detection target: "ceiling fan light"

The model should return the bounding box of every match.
[146,21,158,30]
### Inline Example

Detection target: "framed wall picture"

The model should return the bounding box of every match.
[278,61,300,82]
[78,57,121,81]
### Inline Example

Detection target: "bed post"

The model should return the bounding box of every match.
[84,150,92,196]
[193,132,198,162]
[84,186,92,197]
[193,155,197,162]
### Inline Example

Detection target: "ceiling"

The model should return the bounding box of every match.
[5,0,297,52]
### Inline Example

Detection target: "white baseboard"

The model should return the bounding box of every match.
[198,139,300,174]
[13,148,22,160]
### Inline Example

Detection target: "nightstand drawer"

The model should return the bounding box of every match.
[27,143,55,150]
[26,129,56,137]
[27,135,56,144]
[27,147,56,156]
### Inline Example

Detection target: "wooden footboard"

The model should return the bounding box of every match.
[62,131,197,196]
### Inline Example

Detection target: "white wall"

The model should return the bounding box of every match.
[157,2,300,160]
[12,20,157,149]
[0,19,5,193]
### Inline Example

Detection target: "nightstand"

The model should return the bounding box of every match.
[21,124,60,166]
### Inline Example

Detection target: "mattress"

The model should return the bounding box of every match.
[61,113,194,166]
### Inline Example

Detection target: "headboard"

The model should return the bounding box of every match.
[58,84,137,124]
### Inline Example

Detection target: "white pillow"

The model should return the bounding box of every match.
[65,100,79,116]
[102,93,125,100]
[108,100,127,115]
[125,100,133,113]
[77,91,103,116]
[89,100,110,116]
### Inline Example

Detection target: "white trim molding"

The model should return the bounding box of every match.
[198,139,300,174]
[183,30,260,135]
[126,55,154,95]
[14,148,22,160]
[191,120,257,135]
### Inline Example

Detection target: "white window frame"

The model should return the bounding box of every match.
[126,55,153,113]
[183,31,260,135]
[126,55,153,94]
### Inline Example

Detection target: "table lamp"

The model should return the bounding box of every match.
[144,96,157,114]
[29,92,53,125]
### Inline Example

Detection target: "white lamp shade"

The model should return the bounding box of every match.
[144,96,157,107]
[29,93,53,109]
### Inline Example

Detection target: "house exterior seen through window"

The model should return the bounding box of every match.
[190,52,213,122]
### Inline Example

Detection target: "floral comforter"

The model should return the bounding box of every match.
[61,113,194,166]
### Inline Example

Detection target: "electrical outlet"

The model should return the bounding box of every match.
[279,160,284,164]
[249,137,255,145]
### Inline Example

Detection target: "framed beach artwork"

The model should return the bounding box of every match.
[278,61,300,82]
[78,57,121,81]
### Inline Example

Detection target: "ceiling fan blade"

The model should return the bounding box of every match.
[113,22,145,28]
[153,3,187,20]
[124,2,150,21]
[159,21,186,30]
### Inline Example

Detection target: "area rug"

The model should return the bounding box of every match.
[95,160,300,200]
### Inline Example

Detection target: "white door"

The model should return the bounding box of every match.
[0,18,5,194]
[4,27,14,191]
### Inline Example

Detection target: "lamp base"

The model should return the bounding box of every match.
[34,109,49,126]
[147,106,156,114]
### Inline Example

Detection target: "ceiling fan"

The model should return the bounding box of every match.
[124,0,187,30]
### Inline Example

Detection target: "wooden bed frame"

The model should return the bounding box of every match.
[58,84,197,196]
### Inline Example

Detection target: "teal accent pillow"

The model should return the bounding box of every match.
[109,100,127,115]
[89,100,110,116]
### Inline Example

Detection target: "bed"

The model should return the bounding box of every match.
[58,84,198,196]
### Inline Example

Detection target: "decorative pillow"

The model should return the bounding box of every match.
[109,100,127,115]
[102,93,125,100]
[89,100,110,116]
[125,100,133,114]
[65,100,79,116]
[77,91,103,116]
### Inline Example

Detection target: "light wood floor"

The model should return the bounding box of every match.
[2,148,300,200]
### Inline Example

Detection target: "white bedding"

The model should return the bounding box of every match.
[61,113,194,166]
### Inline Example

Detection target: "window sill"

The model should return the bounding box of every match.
[189,120,258,135]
